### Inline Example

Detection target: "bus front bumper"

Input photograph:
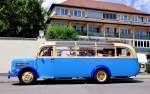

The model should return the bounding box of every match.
[8,70,18,79]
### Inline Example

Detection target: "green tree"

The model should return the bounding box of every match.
[46,26,79,40]
[0,0,45,38]
[0,0,10,33]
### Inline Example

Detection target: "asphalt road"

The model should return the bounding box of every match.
[0,76,150,94]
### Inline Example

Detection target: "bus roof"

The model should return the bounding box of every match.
[41,41,115,47]
[39,41,137,57]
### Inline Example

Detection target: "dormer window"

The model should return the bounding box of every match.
[56,7,68,16]
[133,16,144,23]
[87,10,101,19]
[103,12,117,20]
[120,15,130,22]
[71,9,84,17]
[147,17,150,23]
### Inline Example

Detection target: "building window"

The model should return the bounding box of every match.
[103,12,117,20]
[105,27,118,37]
[147,41,150,47]
[73,25,86,36]
[71,9,84,17]
[141,41,143,47]
[56,7,68,16]
[75,25,82,31]
[88,26,99,36]
[133,16,144,23]
[87,10,101,19]
[135,41,137,47]
[135,31,150,40]
[144,41,147,47]
[138,41,141,47]
[147,17,150,23]
[120,28,132,38]
[120,15,130,22]
[89,27,99,33]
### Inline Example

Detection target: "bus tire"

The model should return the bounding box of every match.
[19,70,36,84]
[94,69,110,84]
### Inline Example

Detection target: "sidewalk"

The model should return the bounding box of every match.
[135,74,150,79]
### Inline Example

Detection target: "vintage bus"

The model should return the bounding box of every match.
[8,41,140,84]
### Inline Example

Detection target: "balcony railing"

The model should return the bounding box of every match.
[105,33,119,38]
[88,32,104,37]
[135,36,150,40]
[76,30,87,36]
[76,30,150,40]
[120,34,133,39]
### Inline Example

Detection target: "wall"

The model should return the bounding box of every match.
[0,37,45,73]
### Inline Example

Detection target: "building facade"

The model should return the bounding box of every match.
[47,0,150,57]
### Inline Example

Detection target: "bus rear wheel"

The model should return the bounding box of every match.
[19,70,36,84]
[94,69,110,84]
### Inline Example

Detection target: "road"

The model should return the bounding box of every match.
[0,75,150,94]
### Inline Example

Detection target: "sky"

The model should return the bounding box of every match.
[42,0,150,13]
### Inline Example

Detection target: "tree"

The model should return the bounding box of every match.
[0,0,10,34]
[46,26,79,40]
[0,0,45,38]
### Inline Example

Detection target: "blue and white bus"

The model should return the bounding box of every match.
[8,41,140,84]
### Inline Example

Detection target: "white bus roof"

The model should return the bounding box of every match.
[40,41,115,47]
[39,41,137,57]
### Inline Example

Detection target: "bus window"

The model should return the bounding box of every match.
[56,46,76,56]
[97,49,103,56]
[77,47,96,56]
[103,48,115,56]
[117,47,131,57]
[39,47,53,56]
[97,46,115,57]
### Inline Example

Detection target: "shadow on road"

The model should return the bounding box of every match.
[12,78,144,86]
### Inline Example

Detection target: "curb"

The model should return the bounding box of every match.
[134,75,150,79]
[0,73,7,76]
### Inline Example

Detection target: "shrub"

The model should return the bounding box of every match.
[145,63,150,73]
[45,25,79,40]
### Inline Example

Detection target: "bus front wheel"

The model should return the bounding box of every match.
[19,70,36,84]
[94,69,110,84]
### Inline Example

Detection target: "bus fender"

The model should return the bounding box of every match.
[91,65,111,78]
[18,67,39,78]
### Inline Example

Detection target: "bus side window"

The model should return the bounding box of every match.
[103,49,115,56]
[39,47,53,57]
[97,46,115,57]
[56,46,76,56]
[117,48,131,57]
[97,50,103,56]
[77,47,96,56]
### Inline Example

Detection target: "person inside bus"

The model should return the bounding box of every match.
[88,50,95,56]
[70,51,76,56]
[61,50,70,56]
[42,47,52,56]
[127,51,131,56]
[97,50,104,56]
[79,50,87,56]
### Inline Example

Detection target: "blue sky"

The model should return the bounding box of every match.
[42,0,150,13]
